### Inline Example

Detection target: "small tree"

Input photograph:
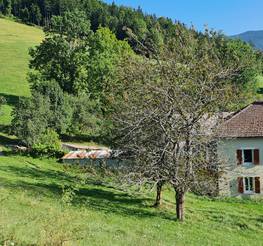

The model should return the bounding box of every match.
[114,26,256,221]
[11,94,51,147]
[32,129,62,156]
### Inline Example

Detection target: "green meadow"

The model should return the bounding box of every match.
[0,18,43,126]
[1,154,263,245]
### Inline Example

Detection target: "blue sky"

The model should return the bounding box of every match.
[103,0,263,35]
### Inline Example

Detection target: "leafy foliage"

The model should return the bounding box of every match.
[11,11,132,146]
[67,95,104,137]
[29,10,132,97]
[32,128,62,156]
[7,4,263,151]
[29,10,92,94]
[11,94,50,146]
[113,26,262,220]
[2,0,179,54]
[31,79,73,134]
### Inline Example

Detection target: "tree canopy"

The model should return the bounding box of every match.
[1,0,182,54]
[12,11,133,147]
[112,26,262,221]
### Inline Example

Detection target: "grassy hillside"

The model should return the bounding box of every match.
[1,154,263,245]
[0,18,43,126]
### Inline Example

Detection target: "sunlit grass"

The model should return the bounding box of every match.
[0,18,43,126]
[0,154,263,245]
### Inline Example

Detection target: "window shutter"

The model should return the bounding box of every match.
[254,149,260,165]
[238,177,244,193]
[237,150,242,165]
[255,177,261,194]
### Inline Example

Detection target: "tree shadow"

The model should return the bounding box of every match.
[0,93,20,106]
[0,164,74,184]
[0,164,177,221]
[0,133,19,145]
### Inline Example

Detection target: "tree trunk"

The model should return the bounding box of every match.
[153,181,164,207]
[175,191,185,221]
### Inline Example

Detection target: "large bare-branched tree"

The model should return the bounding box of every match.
[112,25,257,221]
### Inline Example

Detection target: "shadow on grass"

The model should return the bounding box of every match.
[0,164,177,221]
[0,93,20,106]
[0,132,19,145]
[0,164,74,183]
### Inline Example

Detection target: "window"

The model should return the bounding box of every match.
[236,149,260,165]
[238,177,261,194]
[244,177,254,194]
[243,149,253,164]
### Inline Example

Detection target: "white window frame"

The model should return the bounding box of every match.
[241,148,254,166]
[243,177,255,194]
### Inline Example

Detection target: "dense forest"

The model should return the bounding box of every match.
[0,0,182,53]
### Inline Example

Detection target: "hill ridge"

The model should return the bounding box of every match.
[231,30,263,50]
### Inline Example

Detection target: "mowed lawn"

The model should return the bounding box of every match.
[0,155,263,245]
[0,18,43,126]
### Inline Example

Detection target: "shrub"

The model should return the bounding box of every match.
[32,129,62,157]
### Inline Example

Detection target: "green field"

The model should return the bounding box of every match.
[1,154,263,245]
[0,18,43,126]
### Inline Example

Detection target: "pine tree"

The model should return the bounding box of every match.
[3,0,11,15]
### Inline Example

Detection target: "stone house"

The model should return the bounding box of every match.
[218,101,263,196]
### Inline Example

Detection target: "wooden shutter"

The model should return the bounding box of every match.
[254,149,260,165]
[255,177,261,194]
[238,177,244,193]
[237,150,242,165]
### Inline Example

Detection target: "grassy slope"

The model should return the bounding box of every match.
[0,18,43,126]
[1,155,263,245]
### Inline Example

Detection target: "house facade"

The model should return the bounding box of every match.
[218,101,263,196]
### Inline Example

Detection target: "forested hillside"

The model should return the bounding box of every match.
[0,0,181,53]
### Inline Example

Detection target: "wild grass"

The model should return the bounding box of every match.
[0,18,43,126]
[0,154,263,245]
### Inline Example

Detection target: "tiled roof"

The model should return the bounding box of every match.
[62,150,112,160]
[219,101,263,138]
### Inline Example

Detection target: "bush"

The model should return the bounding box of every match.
[32,129,62,157]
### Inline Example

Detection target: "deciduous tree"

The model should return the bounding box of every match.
[114,25,254,221]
